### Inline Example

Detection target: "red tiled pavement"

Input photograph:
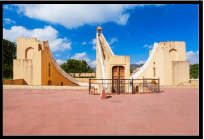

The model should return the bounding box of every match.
[3,88,199,135]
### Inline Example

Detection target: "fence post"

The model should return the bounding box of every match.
[89,78,91,95]
[112,78,113,93]
[153,80,154,93]
[132,78,134,94]
[118,77,120,94]
[158,78,160,93]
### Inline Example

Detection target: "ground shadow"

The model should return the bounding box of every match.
[106,96,112,99]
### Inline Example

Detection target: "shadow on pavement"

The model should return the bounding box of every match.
[106,96,112,99]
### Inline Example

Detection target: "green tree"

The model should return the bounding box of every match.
[80,60,88,73]
[130,68,133,73]
[87,65,93,73]
[73,60,80,77]
[60,59,94,76]
[190,64,199,79]
[3,39,17,78]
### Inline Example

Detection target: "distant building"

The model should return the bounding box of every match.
[133,68,140,74]
[130,64,143,71]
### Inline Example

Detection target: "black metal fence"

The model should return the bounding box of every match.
[89,77,160,95]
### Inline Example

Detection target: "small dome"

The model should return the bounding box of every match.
[96,26,103,31]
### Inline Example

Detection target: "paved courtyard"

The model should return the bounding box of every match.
[3,87,199,135]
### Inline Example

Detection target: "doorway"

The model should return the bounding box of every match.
[48,80,52,85]
[112,66,125,93]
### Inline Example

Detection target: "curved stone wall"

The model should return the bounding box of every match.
[130,43,159,79]
[45,41,79,85]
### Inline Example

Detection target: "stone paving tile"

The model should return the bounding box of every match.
[3,88,199,135]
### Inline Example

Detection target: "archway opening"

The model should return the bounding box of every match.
[169,48,178,61]
[48,80,52,85]
[25,47,34,59]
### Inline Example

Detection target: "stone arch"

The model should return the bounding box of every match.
[25,47,34,59]
[169,48,177,53]
[169,48,178,61]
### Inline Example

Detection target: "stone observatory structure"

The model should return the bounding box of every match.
[12,26,190,90]
[130,41,190,86]
[13,37,79,86]
[95,26,190,94]
[95,26,130,93]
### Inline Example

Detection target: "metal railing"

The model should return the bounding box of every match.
[89,77,160,95]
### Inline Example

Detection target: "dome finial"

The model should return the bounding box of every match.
[96,26,103,31]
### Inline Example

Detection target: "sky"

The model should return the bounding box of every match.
[3,4,199,67]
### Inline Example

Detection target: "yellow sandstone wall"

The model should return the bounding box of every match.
[41,41,78,86]
[96,30,130,93]
[107,56,130,79]
[14,38,42,85]
[3,79,28,85]
[13,59,33,85]
[13,37,78,86]
[191,80,199,86]
[134,46,165,85]
[135,41,189,86]
[172,61,190,85]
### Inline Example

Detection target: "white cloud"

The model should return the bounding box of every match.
[186,51,195,59]
[136,61,146,65]
[50,37,71,52]
[55,53,61,57]
[91,37,118,50]
[187,57,199,65]
[3,18,16,24]
[92,46,96,49]
[116,14,130,25]
[90,38,96,45]
[14,4,165,29]
[108,37,118,45]
[90,60,96,68]
[70,52,96,67]
[154,4,166,7]
[71,52,86,59]
[90,38,96,49]
[186,51,199,64]
[71,52,91,63]
[3,5,13,11]
[3,25,71,52]
[56,59,66,65]
[143,44,153,49]
[82,42,86,45]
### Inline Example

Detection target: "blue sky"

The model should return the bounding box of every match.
[3,4,199,67]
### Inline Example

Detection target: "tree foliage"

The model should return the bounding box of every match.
[190,63,199,79]
[3,39,17,78]
[60,59,94,77]
[130,68,133,73]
